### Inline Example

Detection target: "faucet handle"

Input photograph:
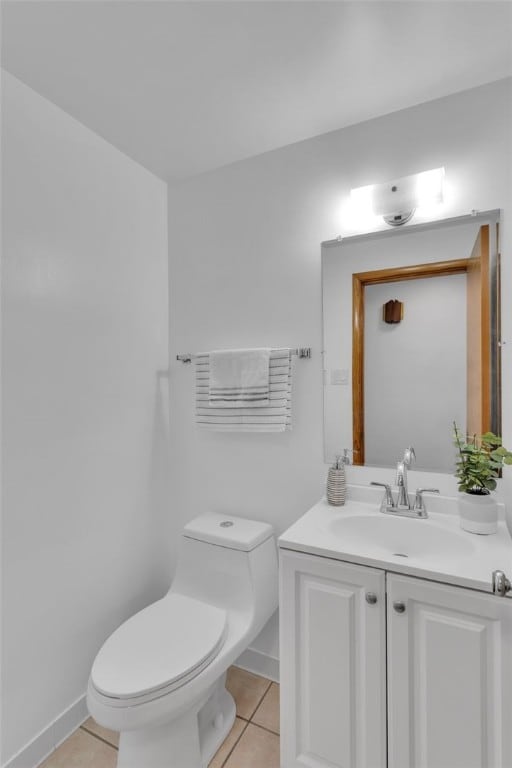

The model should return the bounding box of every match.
[370,482,395,508]
[413,488,439,515]
[403,446,416,466]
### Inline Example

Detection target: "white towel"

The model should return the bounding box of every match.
[196,349,293,432]
[209,348,271,407]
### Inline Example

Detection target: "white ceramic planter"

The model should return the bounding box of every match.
[458,492,498,534]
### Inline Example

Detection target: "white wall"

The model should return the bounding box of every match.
[1,72,170,765]
[364,274,466,471]
[168,78,512,663]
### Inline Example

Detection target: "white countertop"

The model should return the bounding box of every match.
[278,485,512,595]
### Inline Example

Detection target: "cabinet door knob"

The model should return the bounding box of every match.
[393,601,406,614]
[492,570,512,597]
[365,592,378,605]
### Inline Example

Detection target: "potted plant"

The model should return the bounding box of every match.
[453,422,512,534]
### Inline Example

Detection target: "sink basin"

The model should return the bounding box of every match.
[279,493,512,594]
[326,514,476,560]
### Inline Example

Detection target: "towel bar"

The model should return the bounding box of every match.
[176,348,311,363]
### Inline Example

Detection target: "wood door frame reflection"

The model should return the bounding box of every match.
[352,258,469,466]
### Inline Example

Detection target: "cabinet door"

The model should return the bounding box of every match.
[387,574,512,768]
[279,550,386,768]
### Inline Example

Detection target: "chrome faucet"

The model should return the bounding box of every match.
[395,446,415,509]
[370,446,440,519]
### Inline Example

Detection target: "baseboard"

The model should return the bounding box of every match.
[3,694,88,768]
[235,647,279,683]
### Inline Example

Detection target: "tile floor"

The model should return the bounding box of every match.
[38,667,280,768]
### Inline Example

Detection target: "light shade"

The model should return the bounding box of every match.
[350,167,444,227]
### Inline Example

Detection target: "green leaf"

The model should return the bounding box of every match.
[453,424,512,487]
[481,432,502,445]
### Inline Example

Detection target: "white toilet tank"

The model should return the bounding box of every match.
[170,513,278,629]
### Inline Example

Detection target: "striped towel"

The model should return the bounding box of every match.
[209,348,270,407]
[196,349,292,432]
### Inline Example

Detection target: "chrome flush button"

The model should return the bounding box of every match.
[220,521,234,528]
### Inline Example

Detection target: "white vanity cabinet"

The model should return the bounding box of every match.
[387,573,512,768]
[280,549,512,768]
[279,550,387,768]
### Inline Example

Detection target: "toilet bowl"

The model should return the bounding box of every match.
[87,513,278,768]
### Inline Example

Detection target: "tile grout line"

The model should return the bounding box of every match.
[248,680,273,722]
[218,718,250,768]
[231,680,273,724]
[80,725,118,751]
[219,678,275,766]
[250,720,280,738]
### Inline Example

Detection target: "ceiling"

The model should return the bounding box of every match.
[2,1,512,181]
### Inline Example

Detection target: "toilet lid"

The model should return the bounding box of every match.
[91,593,227,700]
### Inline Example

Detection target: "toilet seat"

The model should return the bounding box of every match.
[91,593,227,706]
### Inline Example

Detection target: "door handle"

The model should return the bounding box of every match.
[393,601,406,614]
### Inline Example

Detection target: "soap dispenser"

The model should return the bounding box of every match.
[327,454,347,506]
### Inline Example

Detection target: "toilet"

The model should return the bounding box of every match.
[87,513,278,768]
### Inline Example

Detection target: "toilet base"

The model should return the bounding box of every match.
[198,681,236,766]
[116,679,236,768]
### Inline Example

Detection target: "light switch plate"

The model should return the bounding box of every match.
[331,368,349,385]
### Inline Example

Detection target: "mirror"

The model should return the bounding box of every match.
[322,211,501,472]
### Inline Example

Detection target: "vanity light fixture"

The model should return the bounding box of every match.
[350,167,445,228]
